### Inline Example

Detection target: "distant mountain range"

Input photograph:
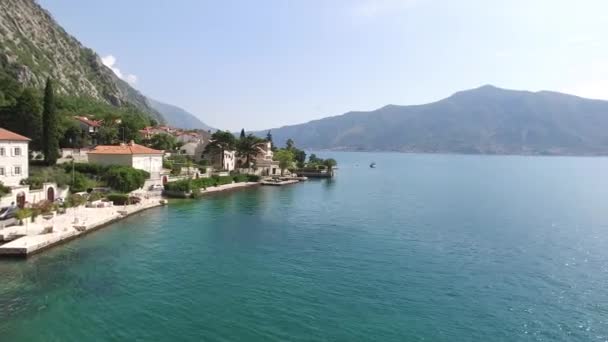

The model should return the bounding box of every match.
[0,0,213,130]
[147,98,215,131]
[258,85,608,155]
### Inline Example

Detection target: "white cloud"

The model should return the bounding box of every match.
[351,0,421,18]
[101,54,138,85]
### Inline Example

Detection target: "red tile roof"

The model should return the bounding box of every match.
[88,142,163,155]
[0,127,31,141]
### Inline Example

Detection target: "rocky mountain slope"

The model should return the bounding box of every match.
[258,85,608,155]
[0,0,189,125]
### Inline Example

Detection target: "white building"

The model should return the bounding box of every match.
[237,140,280,176]
[0,128,67,209]
[0,128,30,187]
[221,150,236,171]
[88,141,164,180]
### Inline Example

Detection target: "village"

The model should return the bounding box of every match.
[0,113,336,257]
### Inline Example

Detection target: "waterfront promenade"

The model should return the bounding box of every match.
[0,197,164,257]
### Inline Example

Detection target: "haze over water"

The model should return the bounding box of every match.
[2,152,608,341]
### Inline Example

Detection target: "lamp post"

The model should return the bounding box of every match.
[69,138,75,189]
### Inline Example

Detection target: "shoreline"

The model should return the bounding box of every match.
[0,179,302,258]
[199,181,260,195]
[0,182,262,258]
[0,198,164,258]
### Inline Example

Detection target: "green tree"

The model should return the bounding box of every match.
[14,88,42,150]
[97,125,118,145]
[323,158,337,171]
[240,128,246,139]
[103,166,149,192]
[282,137,305,167]
[273,149,294,176]
[203,130,236,160]
[309,154,320,164]
[286,138,294,150]
[150,133,177,150]
[42,78,59,165]
[61,122,89,148]
[237,134,265,170]
[118,110,148,143]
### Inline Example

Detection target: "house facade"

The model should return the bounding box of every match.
[180,140,208,162]
[0,128,30,187]
[88,141,164,180]
[204,149,236,172]
[237,141,280,176]
[0,128,66,209]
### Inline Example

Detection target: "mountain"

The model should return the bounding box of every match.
[0,0,165,121]
[147,98,215,131]
[258,85,608,155]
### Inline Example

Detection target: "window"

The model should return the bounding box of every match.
[0,167,4,176]
[14,147,21,156]
[0,147,4,156]
[14,166,21,175]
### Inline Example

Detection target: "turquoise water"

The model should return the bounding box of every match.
[2,152,608,341]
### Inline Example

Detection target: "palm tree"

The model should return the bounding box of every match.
[237,134,266,172]
[323,158,337,175]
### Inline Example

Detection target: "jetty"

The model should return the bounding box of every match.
[294,169,334,178]
[261,176,307,186]
[0,198,165,258]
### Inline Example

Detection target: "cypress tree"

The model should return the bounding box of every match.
[14,88,42,150]
[42,78,59,165]
[240,128,246,139]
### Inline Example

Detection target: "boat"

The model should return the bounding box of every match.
[370,162,376,168]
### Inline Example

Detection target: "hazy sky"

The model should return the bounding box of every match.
[39,0,608,131]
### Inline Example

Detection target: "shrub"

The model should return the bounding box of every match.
[22,176,44,189]
[233,174,247,183]
[0,182,9,197]
[24,166,71,189]
[16,208,33,223]
[232,174,260,183]
[67,163,107,175]
[87,191,105,202]
[32,200,54,214]
[66,193,87,208]
[103,166,149,193]
[107,193,129,205]
[70,171,94,193]
[162,159,173,170]
[164,179,191,192]
[170,164,181,176]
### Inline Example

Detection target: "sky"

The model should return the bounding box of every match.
[39,0,608,131]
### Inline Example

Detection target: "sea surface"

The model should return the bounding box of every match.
[2,152,608,341]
